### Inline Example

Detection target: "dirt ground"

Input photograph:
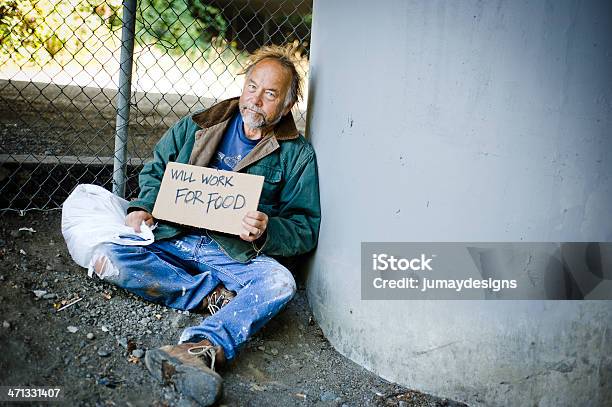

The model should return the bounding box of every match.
[0,211,467,407]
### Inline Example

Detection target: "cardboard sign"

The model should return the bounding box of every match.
[152,162,264,235]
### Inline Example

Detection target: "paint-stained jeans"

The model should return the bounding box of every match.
[96,233,296,360]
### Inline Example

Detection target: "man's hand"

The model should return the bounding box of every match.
[240,211,268,242]
[125,210,154,233]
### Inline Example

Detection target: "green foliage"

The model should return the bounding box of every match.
[136,0,228,54]
[0,0,229,62]
[0,0,47,59]
[0,0,309,65]
[0,0,123,63]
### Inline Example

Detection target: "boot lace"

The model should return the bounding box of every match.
[206,290,233,315]
[187,345,217,371]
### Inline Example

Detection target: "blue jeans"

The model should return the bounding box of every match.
[95,233,296,360]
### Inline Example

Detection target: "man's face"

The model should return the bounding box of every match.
[239,59,293,130]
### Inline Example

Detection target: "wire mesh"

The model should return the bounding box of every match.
[0,0,312,211]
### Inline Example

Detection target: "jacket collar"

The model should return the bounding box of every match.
[191,97,299,141]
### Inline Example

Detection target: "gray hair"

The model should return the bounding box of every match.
[242,45,303,110]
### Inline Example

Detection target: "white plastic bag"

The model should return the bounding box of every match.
[61,184,155,274]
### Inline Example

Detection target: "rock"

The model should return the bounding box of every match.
[131,349,145,359]
[320,390,337,402]
[101,326,109,332]
[257,345,265,351]
[97,376,121,388]
[67,326,78,333]
[97,348,111,357]
[2,321,10,329]
[32,290,47,298]
[398,401,407,407]
[118,337,128,349]
[249,383,266,392]
[86,333,95,340]
[170,315,186,329]
[42,293,56,300]
[270,348,279,356]
[46,265,53,271]
[177,398,197,407]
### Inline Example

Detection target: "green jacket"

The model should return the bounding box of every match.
[128,97,321,263]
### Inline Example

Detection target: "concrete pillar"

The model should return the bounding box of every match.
[306,1,612,406]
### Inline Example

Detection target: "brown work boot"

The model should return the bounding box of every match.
[145,340,224,406]
[199,284,236,315]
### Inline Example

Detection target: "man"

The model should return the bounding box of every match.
[92,45,320,405]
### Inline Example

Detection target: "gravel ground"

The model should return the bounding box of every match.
[0,211,468,407]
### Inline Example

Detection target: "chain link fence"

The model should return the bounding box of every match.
[0,0,312,212]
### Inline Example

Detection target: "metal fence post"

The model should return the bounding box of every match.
[112,0,137,198]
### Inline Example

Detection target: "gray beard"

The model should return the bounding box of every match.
[242,112,267,129]
[241,109,283,130]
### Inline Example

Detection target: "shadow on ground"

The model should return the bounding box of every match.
[0,211,467,407]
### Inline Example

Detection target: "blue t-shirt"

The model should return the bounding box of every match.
[209,112,259,171]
